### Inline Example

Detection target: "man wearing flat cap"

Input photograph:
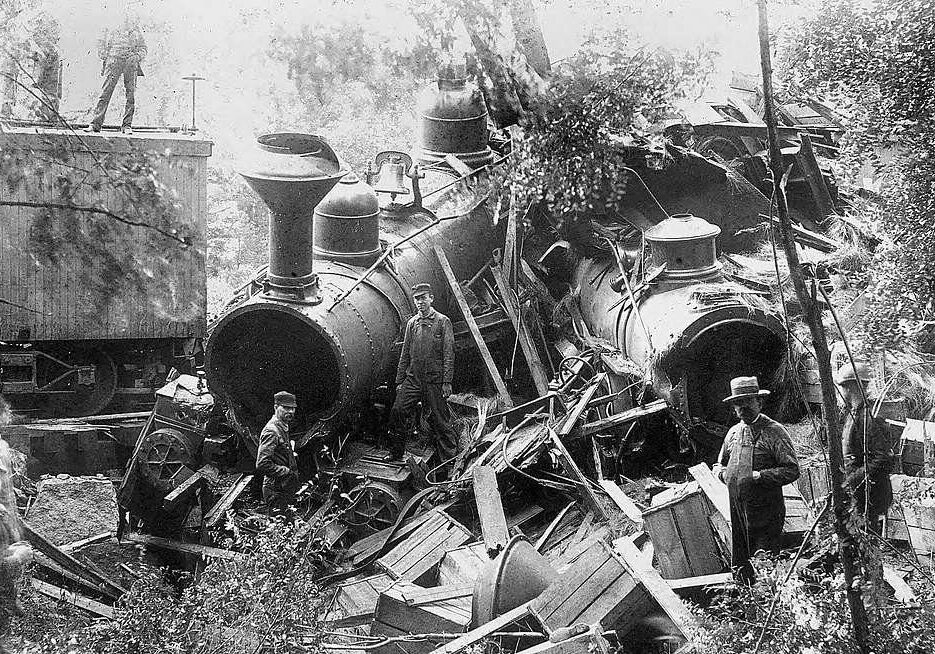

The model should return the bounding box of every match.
[835,362,893,535]
[387,283,457,462]
[715,376,799,582]
[256,391,299,509]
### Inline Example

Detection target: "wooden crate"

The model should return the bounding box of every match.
[376,511,473,584]
[642,487,726,579]
[371,582,471,654]
[324,573,395,628]
[436,543,488,586]
[887,475,935,553]
[783,484,812,537]
[532,541,652,634]
[797,458,831,507]
[897,419,935,477]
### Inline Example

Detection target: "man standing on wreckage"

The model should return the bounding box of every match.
[715,376,800,583]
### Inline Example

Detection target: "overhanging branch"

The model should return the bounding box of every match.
[0,200,191,246]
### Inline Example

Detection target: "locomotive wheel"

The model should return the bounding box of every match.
[694,135,746,165]
[343,482,402,536]
[139,428,196,483]
[45,348,118,417]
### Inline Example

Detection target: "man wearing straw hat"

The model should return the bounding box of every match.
[716,376,800,582]
[835,361,893,536]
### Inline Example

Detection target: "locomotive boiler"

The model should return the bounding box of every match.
[573,211,788,466]
[205,66,502,443]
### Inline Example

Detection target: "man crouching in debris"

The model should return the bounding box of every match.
[0,435,31,651]
[386,283,458,464]
[715,376,799,583]
[256,391,300,510]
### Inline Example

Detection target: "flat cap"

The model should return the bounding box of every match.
[411,282,433,297]
[274,391,297,407]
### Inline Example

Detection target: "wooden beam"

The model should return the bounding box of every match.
[204,473,253,528]
[22,521,127,599]
[428,601,534,654]
[795,132,836,221]
[598,480,643,525]
[434,244,513,407]
[402,583,475,607]
[34,553,115,597]
[30,578,114,619]
[612,537,699,639]
[765,215,843,253]
[490,263,551,395]
[473,465,511,557]
[60,531,113,553]
[549,426,608,520]
[124,533,244,561]
[580,400,669,436]
[163,470,207,513]
[503,189,518,286]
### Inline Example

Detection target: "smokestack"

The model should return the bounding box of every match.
[239,133,346,304]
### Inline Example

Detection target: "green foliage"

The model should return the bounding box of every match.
[509,29,713,218]
[779,0,935,350]
[14,521,327,654]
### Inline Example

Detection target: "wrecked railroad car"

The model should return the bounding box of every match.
[0,128,210,417]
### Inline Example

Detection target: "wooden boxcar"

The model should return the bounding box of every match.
[0,127,210,416]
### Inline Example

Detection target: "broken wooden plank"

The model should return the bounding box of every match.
[376,579,472,636]
[795,132,836,220]
[580,400,669,437]
[124,532,243,561]
[882,565,916,604]
[612,537,700,640]
[435,244,513,408]
[60,531,113,553]
[535,501,577,552]
[351,504,454,564]
[598,480,643,525]
[437,543,489,586]
[490,263,551,395]
[323,573,394,628]
[34,553,115,598]
[22,521,127,599]
[765,215,843,252]
[163,470,207,513]
[30,578,114,619]
[688,463,732,553]
[473,465,510,557]
[402,584,475,607]
[204,473,253,528]
[666,572,734,591]
[428,601,534,654]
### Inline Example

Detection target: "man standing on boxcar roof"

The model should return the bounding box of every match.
[715,376,799,583]
[256,391,299,510]
[387,283,458,463]
[85,7,146,134]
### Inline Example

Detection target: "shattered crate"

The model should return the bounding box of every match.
[371,581,471,654]
[436,543,488,586]
[783,484,812,539]
[324,573,395,628]
[642,486,726,580]
[797,458,830,507]
[532,540,651,634]
[26,474,119,546]
[376,510,472,584]
[886,475,935,554]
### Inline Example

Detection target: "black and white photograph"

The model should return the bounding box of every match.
[1,1,934,652]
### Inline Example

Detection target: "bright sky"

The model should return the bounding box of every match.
[40,0,809,155]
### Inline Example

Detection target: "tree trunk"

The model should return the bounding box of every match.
[755,1,870,651]
[508,0,551,77]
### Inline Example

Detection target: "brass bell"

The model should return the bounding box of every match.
[372,160,410,197]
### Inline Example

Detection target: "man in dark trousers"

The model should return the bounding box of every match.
[256,391,299,509]
[716,376,799,583]
[836,361,893,535]
[387,283,458,462]
[85,10,146,133]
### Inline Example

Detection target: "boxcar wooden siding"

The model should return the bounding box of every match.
[0,129,210,341]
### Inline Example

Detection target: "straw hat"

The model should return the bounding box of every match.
[722,376,771,403]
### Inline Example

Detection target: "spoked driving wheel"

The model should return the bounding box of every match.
[342,482,402,536]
